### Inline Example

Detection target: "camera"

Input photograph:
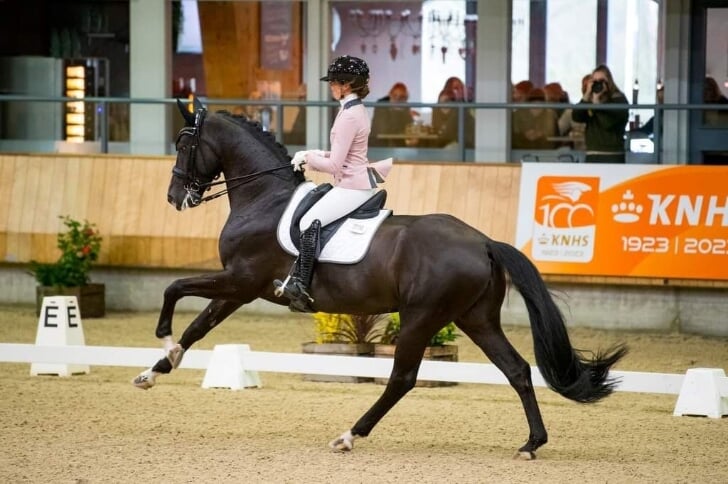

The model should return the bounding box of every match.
[592,80,605,94]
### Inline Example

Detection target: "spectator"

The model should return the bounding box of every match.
[572,64,629,163]
[512,80,534,103]
[432,87,474,149]
[543,83,565,114]
[704,76,728,103]
[544,81,586,150]
[703,76,728,126]
[511,79,535,140]
[369,82,415,147]
[431,77,475,149]
[443,76,468,101]
[511,88,559,150]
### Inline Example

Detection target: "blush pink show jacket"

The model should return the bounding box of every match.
[305,99,392,189]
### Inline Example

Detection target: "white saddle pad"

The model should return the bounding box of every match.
[276,182,392,264]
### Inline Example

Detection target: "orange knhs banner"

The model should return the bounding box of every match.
[515,164,728,280]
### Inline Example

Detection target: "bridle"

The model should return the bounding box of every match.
[173,108,293,205]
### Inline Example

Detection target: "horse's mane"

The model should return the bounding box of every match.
[215,110,305,184]
[216,110,290,160]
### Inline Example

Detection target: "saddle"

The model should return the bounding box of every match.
[276,182,392,264]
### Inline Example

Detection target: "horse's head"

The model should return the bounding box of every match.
[170,97,306,211]
[169,98,222,211]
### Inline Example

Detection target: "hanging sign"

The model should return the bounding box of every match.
[515,163,728,280]
[260,3,293,70]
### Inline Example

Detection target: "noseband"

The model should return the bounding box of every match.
[173,108,294,205]
[173,109,217,206]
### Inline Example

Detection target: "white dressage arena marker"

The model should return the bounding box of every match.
[30,296,90,377]
[673,368,728,419]
[201,344,262,390]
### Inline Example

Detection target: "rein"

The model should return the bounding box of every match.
[195,164,293,204]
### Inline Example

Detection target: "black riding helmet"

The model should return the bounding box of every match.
[320,55,370,83]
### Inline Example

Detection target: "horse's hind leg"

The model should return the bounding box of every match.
[456,299,547,460]
[330,313,435,451]
[132,299,243,389]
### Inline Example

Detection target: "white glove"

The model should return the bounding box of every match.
[291,150,308,171]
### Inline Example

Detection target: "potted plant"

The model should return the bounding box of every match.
[301,312,386,383]
[374,313,460,387]
[29,215,105,318]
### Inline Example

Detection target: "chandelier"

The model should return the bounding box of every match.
[427,10,477,62]
[349,8,422,60]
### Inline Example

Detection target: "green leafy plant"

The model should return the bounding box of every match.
[29,215,102,287]
[312,312,386,344]
[380,312,459,347]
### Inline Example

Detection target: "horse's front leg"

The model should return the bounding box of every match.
[132,298,243,389]
[133,270,253,389]
[155,271,249,338]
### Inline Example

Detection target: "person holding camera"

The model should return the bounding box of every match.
[572,64,629,163]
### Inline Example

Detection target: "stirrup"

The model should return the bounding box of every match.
[273,275,292,297]
[274,278,314,303]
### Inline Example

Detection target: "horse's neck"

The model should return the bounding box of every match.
[215,120,295,217]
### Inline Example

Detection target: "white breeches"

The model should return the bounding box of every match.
[300,187,377,230]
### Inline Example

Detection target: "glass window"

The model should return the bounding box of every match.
[545,0,597,103]
[704,8,728,127]
[511,0,530,86]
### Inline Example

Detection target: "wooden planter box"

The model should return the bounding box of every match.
[301,342,375,383]
[374,344,459,387]
[36,283,106,318]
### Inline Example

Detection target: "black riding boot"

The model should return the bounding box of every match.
[274,220,320,312]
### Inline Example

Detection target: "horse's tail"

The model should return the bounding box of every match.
[486,239,628,403]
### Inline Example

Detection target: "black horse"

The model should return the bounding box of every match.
[133,99,627,459]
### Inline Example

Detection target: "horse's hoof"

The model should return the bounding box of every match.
[167,344,185,369]
[329,430,355,452]
[132,370,156,390]
[329,437,353,452]
[513,450,536,460]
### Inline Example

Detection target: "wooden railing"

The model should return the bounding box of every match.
[1,153,724,288]
[0,154,519,270]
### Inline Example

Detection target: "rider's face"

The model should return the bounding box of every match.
[329,80,350,100]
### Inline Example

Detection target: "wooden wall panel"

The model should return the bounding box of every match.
[198,2,303,101]
[0,156,15,239]
[3,153,727,288]
[198,2,249,98]
[312,162,519,244]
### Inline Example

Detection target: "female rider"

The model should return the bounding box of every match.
[273,55,392,311]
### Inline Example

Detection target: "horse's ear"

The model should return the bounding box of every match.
[192,95,205,113]
[177,99,196,126]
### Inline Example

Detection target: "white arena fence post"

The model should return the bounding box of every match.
[30,296,90,377]
[201,344,262,390]
[673,368,728,419]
